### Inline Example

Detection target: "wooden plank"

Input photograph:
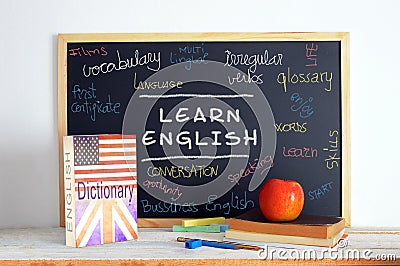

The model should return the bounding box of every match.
[340,33,351,227]
[0,228,399,265]
[138,218,188,228]
[58,34,68,228]
[347,227,400,234]
[182,217,225,227]
[0,258,398,266]
[58,32,350,43]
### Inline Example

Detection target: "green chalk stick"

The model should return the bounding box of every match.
[172,225,221,232]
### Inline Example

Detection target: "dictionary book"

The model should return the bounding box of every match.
[63,135,138,247]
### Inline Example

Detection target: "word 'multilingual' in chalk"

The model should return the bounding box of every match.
[169,43,209,71]
[182,217,226,227]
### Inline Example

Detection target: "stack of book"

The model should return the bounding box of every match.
[225,208,346,248]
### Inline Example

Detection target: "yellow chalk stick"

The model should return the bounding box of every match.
[182,217,226,227]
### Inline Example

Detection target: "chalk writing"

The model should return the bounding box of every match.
[133,72,183,90]
[224,49,283,71]
[141,199,198,213]
[227,156,274,185]
[70,83,120,122]
[277,67,333,92]
[323,130,341,169]
[224,49,283,85]
[290,92,314,119]
[147,164,218,179]
[308,182,333,200]
[283,146,318,158]
[275,122,307,133]
[82,50,161,77]
[142,107,257,149]
[169,43,208,70]
[69,46,108,57]
[305,43,318,67]
[142,130,257,150]
[71,83,96,100]
[206,191,254,215]
[227,69,263,85]
[142,179,182,200]
[159,107,240,123]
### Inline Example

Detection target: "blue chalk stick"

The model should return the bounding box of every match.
[219,224,229,232]
[210,224,230,232]
[185,239,202,249]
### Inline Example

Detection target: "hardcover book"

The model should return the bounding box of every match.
[225,229,346,248]
[63,134,138,247]
[228,208,345,239]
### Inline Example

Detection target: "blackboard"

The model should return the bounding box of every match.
[58,33,350,227]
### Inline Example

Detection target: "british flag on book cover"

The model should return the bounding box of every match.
[69,135,138,247]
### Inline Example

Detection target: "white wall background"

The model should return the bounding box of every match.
[0,0,399,228]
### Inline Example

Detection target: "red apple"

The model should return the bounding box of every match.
[259,178,304,222]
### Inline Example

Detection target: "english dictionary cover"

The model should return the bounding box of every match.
[63,134,138,247]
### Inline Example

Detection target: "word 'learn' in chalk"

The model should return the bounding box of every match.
[182,217,226,227]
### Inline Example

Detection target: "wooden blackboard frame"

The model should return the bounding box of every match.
[58,32,350,227]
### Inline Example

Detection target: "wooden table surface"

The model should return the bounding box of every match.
[0,227,399,265]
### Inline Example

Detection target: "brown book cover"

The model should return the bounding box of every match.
[224,229,346,248]
[228,208,345,239]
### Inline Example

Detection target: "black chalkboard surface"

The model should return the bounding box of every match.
[58,33,350,227]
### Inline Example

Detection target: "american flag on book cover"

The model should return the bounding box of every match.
[73,135,137,247]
